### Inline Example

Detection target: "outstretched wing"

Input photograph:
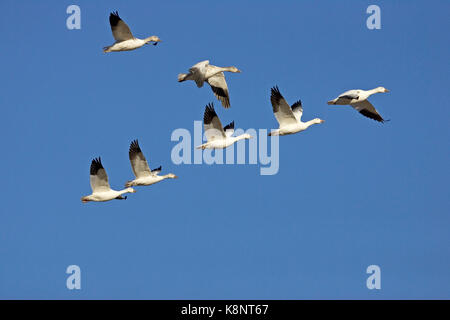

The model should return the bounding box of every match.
[351,100,386,123]
[90,157,111,193]
[207,72,230,108]
[291,100,303,122]
[203,103,226,142]
[129,140,152,178]
[151,166,162,175]
[270,86,298,126]
[223,121,235,137]
[109,11,134,41]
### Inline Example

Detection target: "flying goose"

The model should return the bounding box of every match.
[178,60,241,108]
[103,11,161,53]
[81,157,136,203]
[268,86,324,136]
[327,87,390,122]
[125,140,177,187]
[196,103,252,149]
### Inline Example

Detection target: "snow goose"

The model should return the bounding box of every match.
[196,103,252,149]
[125,139,177,187]
[81,157,136,203]
[269,86,324,136]
[178,60,241,108]
[103,11,161,53]
[327,87,390,122]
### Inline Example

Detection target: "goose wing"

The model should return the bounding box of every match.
[270,86,298,126]
[351,100,386,123]
[291,100,303,122]
[90,157,111,193]
[189,60,209,87]
[203,103,226,142]
[207,72,230,108]
[109,11,134,41]
[338,90,359,100]
[151,166,162,175]
[223,121,235,137]
[129,140,152,178]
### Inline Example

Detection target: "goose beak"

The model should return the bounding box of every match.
[174,175,179,179]
[385,89,390,93]
[320,119,325,123]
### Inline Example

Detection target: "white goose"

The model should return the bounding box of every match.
[103,11,161,53]
[269,86,324,136]
[327,87,390,122]
[196,103,252,149]
[125,140,177,187]
[178,60,241,108]
[81,157,136,203]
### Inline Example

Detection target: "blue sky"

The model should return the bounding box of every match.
[0,0,449,299]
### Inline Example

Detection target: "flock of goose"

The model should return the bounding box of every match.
[82,11,390,203]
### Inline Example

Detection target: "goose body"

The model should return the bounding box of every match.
[269,86,324,136]
[81,157,136,203]
[178,60,241,108]
[196,103,252,149]
[103,11,161,53]
[327,87,389,122]
[125,140,177,187]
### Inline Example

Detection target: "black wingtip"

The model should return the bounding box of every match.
[203,102,217,125]
[359,109,386,123]
[271,85,280,95]
[224,120,235,131]
[129,139,142,155]
[152,166,162,172]
[90,157,104,175]
[270,85,282,101]
[109,11,121,26]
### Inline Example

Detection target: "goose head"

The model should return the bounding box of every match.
[166,173,178,179]
[145,36,161,44]
[376,86,390,93]
[126,187,137,193]
[314,118,325,124]
[228,66,242,73]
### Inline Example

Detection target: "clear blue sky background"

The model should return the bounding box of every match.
[0,0,449,299]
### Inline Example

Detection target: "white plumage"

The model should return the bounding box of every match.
[196,103,252,149]
[178,60,241,108]
[103,11,161,53]
[125,140,177,187]
[269,86,324,136]
[327,87,390,122]
[81,157,136,203]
